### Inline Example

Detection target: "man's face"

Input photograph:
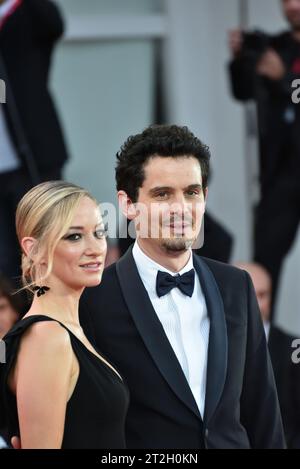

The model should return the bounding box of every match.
[282,0,300,30]
[133,156,206,254]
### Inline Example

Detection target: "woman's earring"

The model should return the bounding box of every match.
[33,285,50,297]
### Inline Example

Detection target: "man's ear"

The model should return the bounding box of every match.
[118,191,137,220]
[21,237,36,258]
[203,187,208,200]
[203,187,208,212]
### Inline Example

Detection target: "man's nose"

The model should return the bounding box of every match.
[170,194,191,216]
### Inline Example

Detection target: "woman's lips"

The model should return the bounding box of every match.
[80,262,102,272]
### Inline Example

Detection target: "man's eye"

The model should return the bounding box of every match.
[186,190,198,196]
[156,192,168,198]
[64,233,81,241]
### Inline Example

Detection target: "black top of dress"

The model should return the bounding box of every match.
[0,315,129,449]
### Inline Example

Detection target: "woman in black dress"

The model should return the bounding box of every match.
[0,181,129,449]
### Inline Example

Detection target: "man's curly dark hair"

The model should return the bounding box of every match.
[115,125,211,202]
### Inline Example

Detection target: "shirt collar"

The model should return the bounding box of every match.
[132,240,194,296]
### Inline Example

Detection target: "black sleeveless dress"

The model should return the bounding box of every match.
[0,315,130,449]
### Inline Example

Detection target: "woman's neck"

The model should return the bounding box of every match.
[26,288,83,327]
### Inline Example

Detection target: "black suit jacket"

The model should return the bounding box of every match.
[0,0,68,174]
[80,248,285,449]
[194,212,233,263]
[268,325,300,449]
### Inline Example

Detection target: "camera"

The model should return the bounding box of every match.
[242,30,270,62]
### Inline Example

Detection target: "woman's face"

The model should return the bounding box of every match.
[0,296,19,338]
[50,197,107,291]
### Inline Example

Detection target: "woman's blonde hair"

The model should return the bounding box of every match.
[16,181,98,292]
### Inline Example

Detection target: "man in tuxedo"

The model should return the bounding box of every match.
[80,125,285,449]
[235,262,300,449]
[0,0,68,282]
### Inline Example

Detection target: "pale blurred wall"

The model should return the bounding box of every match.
[51,0,161,207]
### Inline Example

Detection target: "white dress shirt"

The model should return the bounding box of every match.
[0,0,21,173]
[132,241,210,417]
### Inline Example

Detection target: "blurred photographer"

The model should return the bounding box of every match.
[0,273,21,448]
[228,0,300,320]
[0,0,68,285]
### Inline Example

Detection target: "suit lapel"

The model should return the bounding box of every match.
[193,255,228,425]
[116,248,228,424]
[116,247,201,420]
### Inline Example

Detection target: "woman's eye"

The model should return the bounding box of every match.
[64,233,81,241]
[95,224,108,239]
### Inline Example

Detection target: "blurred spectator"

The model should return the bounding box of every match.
[0,273,21,447]
[0,0,68,284]
[228,0,300,319]
[235,262,300,448]
[0,273,21,339]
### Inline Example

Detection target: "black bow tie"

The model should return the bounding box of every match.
[156,269,195,298]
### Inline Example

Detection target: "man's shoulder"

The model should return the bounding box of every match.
[102,261,118,280]
[197,255,246,282]
[82,262,120,304]
[194,255,250,301]
[97,261,120,291]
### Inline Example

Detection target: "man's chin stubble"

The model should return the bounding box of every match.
[161,238,194,253]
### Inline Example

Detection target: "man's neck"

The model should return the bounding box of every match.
[137,239,191,273]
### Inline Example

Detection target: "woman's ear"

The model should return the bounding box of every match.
[21,237,37,258]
